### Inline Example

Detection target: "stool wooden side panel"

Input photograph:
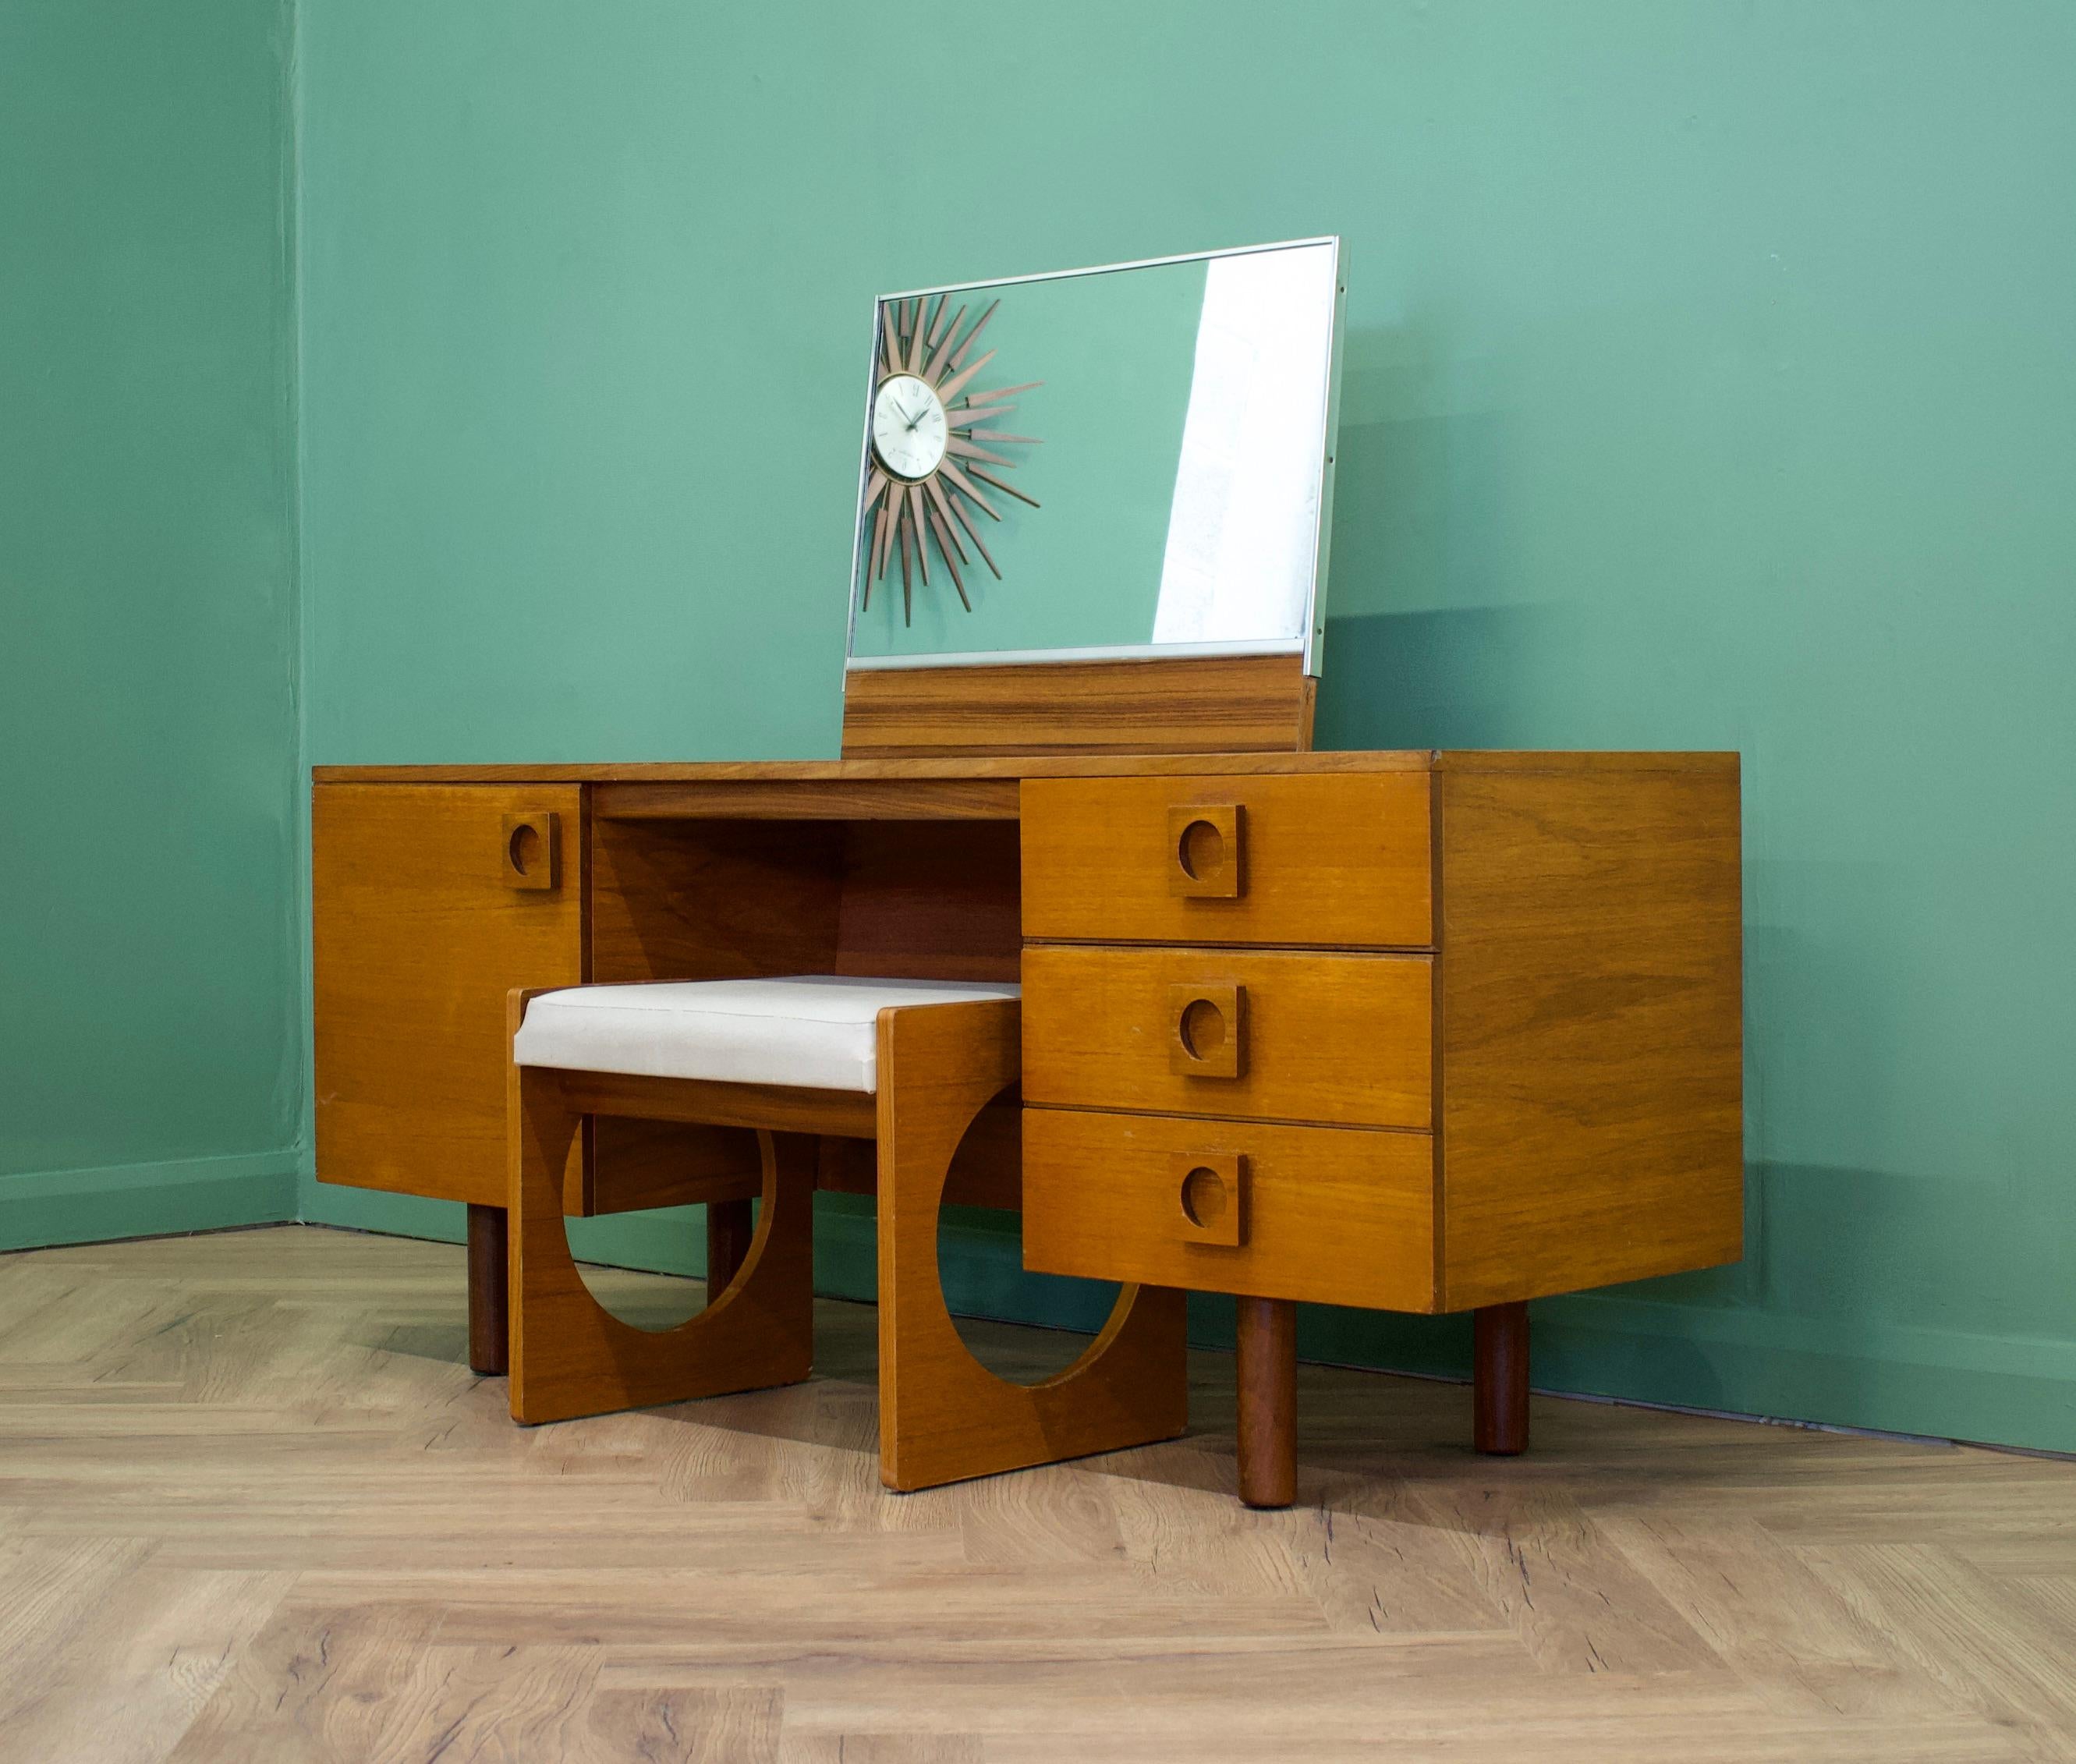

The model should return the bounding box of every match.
[876,1000,1189,1492]
[505,997,817,1425]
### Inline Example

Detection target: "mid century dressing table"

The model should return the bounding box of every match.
[311,239,1742,1506]
[312,652,1743,1505]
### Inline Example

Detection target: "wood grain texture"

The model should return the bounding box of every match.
[1022,772,1434,948]
[6,1225,2073,1762]
[508,999,819,1426]
[815,1099,1025,1211]
[1235,1296,1297,1510]
[875,1001,1189,1491]
[1023,944,1433,1129]
[587,815,842,986]
[1434,763,1745,1309]
[313,782,586,1207]
[465,1203,508,1376]
[554,1069,878,1139]
[839,654,1316,757]
[584,1114,762,1215]
[1475,1301,1530,1455]
[593,778,1020,820]
[834,820,1022,984]
[1022,1108,1437,1312]
[313,749,1735,785]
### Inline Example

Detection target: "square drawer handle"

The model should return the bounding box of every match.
[501,812,561,891]
[1173,1152,1246,1248]
[1167,804,1245,898]
[1169,982,1246,1079]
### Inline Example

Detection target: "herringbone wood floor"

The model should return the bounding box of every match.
[2,1227,2072,1762]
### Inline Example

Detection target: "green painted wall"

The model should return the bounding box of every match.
[283,0,2076,1454]
[0,0,302,1247]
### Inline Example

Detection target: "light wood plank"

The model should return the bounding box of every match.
[0,1225,2067,1763]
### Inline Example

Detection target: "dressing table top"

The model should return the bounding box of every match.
[314,749,1734,785]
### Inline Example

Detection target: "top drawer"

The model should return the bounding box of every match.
[1022,773,1433,948]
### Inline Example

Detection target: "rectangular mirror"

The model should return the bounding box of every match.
[845,238,1343,675]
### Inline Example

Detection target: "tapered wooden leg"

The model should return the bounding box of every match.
[877,999,1188,1492]
[706,1197,754,1301]
[1474,1301,1530,1455]
[1236,1296,1297,1508]
[466,1203,508,1375]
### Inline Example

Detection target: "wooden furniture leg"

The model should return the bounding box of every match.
[507,1008,817,1425]
[1474,1300,1530,1454]
[1235,1296,1297,1508]
[706,1196,755,1299]
[877,999,1189,1492]
[466,1203,509,1376]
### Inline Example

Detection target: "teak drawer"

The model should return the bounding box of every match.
[1022,945,1433,1129]
[1022,1108,1437,1312]
[1021,773,1433,948]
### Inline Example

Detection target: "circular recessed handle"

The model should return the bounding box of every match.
[1179,1164,1230,1231]
[1171,1151,1245,1247]
[1168,982,1245,1079]
[1178,996,1227,1061]
[501,812,559,891]
[1167,805,1244,898]
[1177,818,1226,882]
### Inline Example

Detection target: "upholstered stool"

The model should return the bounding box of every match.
[505,976,1185,1490]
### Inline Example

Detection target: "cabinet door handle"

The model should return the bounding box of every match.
[1167,804,1244,898]
[501,812,561,891]
[1169,982,1245,1079]
[1173,1151,1246,1247]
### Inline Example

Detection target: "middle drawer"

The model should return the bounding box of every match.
[1022,944,1433,1130]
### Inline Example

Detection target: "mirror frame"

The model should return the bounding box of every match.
[843,237,1344,677]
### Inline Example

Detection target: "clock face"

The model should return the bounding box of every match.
[871,373,948,481]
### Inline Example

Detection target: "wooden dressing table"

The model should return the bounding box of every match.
[314,654,1743,1504]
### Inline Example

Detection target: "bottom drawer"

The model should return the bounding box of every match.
[1022,1107,1438,1312]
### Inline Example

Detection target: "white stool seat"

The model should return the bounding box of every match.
[513,975,1021,1093]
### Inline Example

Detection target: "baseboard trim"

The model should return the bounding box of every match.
[0,1151,299,1253]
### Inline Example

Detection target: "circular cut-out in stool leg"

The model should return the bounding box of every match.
[875,997,1188,1492]
[567,1132,768,1334]
[937,1195,1123,1385]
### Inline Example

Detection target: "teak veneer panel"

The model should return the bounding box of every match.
[1022,772,1434,948]
[1022,945,1433,1130]
[833,820,1022,985]
[587,816,843,985]
[839,653,1316,757]
[1022,1108,1437,1312]
[313,783,584,1207]
[593,778,1020,820]
[1434,762,1745,1308]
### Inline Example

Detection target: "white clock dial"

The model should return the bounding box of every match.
[871,373,948,481]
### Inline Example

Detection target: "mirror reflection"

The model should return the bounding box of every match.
[848,239,1341,670]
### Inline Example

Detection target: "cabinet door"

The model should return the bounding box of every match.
[314,784,583,1206]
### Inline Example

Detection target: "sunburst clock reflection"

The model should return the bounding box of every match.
[862,295,1041,624]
